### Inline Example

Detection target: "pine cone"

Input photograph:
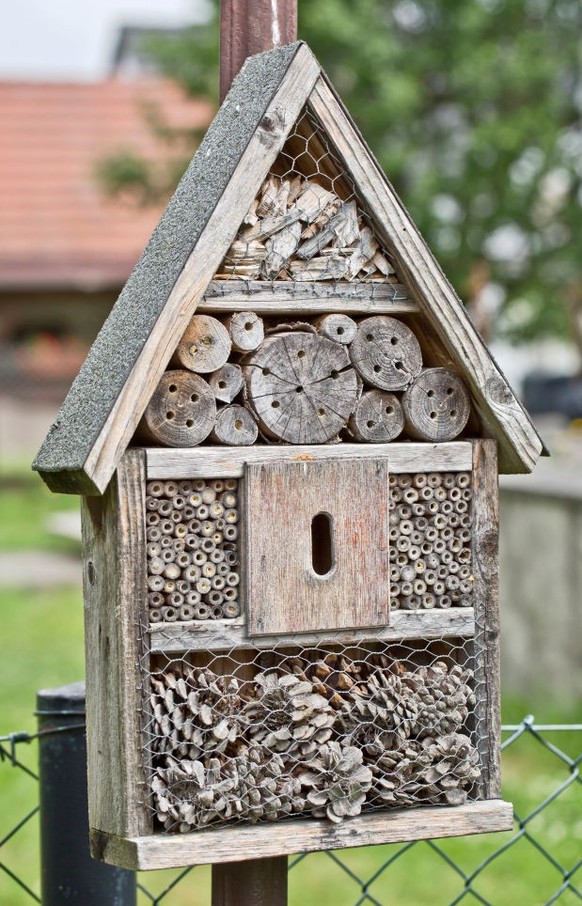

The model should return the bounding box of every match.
[336,671,419,753]
[402,661,475,739]
[149,666,250,760]
[298,741,372,823]
[369,732,480,809]
[152,747,304,831]
[244,672,335,760]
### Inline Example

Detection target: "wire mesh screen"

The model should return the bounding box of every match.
[213,107,395,286]
[143,469,483,835]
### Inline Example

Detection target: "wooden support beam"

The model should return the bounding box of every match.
[220,0,298,102]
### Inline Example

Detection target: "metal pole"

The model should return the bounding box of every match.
[37,681,136,906]
[219,0,298,102]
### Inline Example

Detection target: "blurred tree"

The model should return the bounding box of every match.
[99,0,582,358]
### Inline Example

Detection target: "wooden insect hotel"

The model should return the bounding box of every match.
[34,43,544,870]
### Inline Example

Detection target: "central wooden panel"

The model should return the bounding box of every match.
[244,457,390,635]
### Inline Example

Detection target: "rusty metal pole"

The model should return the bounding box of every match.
[212,3,296,902]
[219,0,298,102]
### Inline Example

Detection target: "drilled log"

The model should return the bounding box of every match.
[208,363,244,404]
[211,405,259,447]
[172,315,232,374]
[226,312,265,353]
[348,389,404,443]
[243,332,358,443]
[349,316,423,391]
[315,313,357,345]
[140,370,216,448]
[402,369,471,442]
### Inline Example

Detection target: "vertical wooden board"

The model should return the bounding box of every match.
[471,439,501,799]
[82,449,151,839]
[244,457,390,635]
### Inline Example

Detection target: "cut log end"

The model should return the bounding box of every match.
[211,405,259,446]
[348,389,404,442]
[172,315,232,374]
[402,368,471,442]
[350,316,423,391]
[140,370,216,448]
[227,311,265,352]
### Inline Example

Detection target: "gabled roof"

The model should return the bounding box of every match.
[0,78,211,289]
[33,41,544,495]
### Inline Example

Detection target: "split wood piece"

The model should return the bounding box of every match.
[139,371,216,448]
[224,239,266,266]
[350,316,423,391]
[226,312,265,353]
[172,315,232,374]
[208,363,244,404]
[348,390,404,443]
[261,221,302,278]
[289,256,350,281]
[296,201,358,260]
[315,313,357,345]
[211,405,259,446]
[403,369,471,442]
[243,332,358,443]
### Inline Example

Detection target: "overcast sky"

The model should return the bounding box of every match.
[0,0,209,80]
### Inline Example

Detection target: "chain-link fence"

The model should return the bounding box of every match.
[1,716,580,905]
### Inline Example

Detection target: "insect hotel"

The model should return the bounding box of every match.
[34,43,544,870]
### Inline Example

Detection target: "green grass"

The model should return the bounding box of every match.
[0,475,580,906]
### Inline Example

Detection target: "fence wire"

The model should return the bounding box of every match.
[1,717,580,905]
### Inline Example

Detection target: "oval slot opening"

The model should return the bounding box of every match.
[311,512,334,577]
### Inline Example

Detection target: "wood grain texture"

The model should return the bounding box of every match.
[172,315,232,373]
[244,333,358,443]
[244,457,390,635]
[91,799,513,869]
[402,368,471,442]
[139,370,216,447]
[307,76,543,474]
[350,316,422,391]
[201,280,416,315]
[82,449,150,837]
[146,441,473,479]
[77,44,321,494]
[471,439,501,799]
[348,389,404,442]
[149,608,476,653]
[212,858,288,906]
[211,404,259,446]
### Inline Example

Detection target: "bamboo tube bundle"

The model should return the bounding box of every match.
[145,478,241,623]
[389,471,473,610]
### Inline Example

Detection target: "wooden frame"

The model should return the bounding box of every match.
[85,439,509,867]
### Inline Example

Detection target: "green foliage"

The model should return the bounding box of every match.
[96,0,582,349]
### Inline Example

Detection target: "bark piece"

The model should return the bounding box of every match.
[348,389,404,442]
[211,405,259,446]
[315,313,357,345]
[402,368,471,442]
[140,370,216,447]
[173,315,232,374]
[350,316,423,391]
[208,363,244,404]
[261,221,302,278]
[226,311,265,352]
[243,332,358,443]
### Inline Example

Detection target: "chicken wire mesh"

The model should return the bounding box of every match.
[142,469,483,835]
[2,719,580,905]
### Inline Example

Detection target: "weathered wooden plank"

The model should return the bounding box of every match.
[82,449,150,837]
[244,457,390,635]
[146,441,473,479]
[471,439,501,799]
[200,279,417,315]
[149,608,476,653]
[307,76,543,474]
[91,799,513,870]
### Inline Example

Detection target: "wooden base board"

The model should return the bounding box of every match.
[91,799,513,871]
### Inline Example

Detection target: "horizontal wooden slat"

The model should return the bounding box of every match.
[200,280,418,315]
[149,608,475,653]
[146,441,473,479]
[91,799,513,870]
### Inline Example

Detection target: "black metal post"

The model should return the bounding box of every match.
[37,681,136,906]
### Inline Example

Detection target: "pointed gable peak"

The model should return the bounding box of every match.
[33,41,543,495]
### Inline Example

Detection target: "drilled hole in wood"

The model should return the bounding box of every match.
[373,365,381,373]
[366,420,375,428]
[317,408,325,416]
[244,322,253,331]
[296,386,303,393]
[390,337,398,345]
[430,411,437,419]
[297,349,306,358]
[447,387,454,395]
[331,370,339,379]
[395,361,404,370]
[218,381,227,389]
[271,400,280,408]
[337,326,344,335]
[427,389,435,398]
[366,333,374,341]
[87,561,96,586]
[234,419,243,430]
[311,512,334,577]
[168,384,177,393]
[190,394,199,403]
[262,367,271,376]
[185,419,194,428]
[166,411,175,420]
[385,406,394,415]
[450,409,457,417]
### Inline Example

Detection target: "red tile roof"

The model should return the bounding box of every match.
[0,79,212,290]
